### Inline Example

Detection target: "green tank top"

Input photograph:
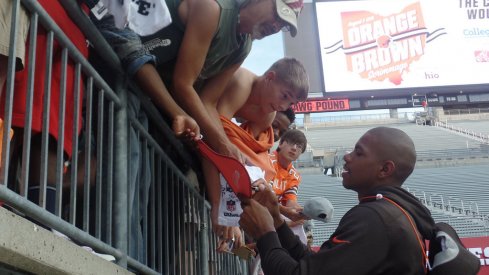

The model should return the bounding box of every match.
[162,0,252,81]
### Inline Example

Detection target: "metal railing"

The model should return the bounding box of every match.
[295,112,417,128]
[0,0,245,274]
[406,188,489,236]
[416,148,489,161]
[434,120,489,144]
[444,108,489,116]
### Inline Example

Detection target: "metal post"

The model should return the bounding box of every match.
[113,77,129,267]
[200,201,209,275]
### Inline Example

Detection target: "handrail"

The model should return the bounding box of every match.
[434,120,489,144]
[1,0,215,273]
[60,0,201,171]
[22,0,121,106]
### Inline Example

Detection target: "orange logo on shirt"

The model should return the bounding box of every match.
[331,236,351,244]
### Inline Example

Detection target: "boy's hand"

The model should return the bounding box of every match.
[281,205,308,222]
[216,140,247,164]
[286,219,305,228]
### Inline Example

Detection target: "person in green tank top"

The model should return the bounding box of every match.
[93,0,304,250]
[165,0,304,163]
[138,0,305,245]
[94,0,303,159]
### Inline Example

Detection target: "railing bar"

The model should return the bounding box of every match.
[134,131,141,260]
[185,187,191,275]
[70,77,88,224]
[126,122,133,261]
[149,148,156,268]
[106,101,114,245]
[54,48,68,217]
[170,171,176,275]
[176,178,182,275]
[156,156,163,272]
[128,116,206,202]
[82,82,94,232]
[38,31,54,208]
[199,198,209,275]
[126,256,160,275]
[191,194,198,275]
[19,12,38,197]
[112,77,128,268]
[19,0,122,106]
[182,181,187,275]
[127,84,199,170]
[211,211,218,273]
[95,90,105,239]
[68,63,82,224]
[58,0,121,70]
[141,138,148,265]
[163,163,170,274]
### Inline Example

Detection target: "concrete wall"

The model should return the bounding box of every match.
[0,208,133,275]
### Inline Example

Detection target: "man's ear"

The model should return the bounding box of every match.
[379,160,395,178]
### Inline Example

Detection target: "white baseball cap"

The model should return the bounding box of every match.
[303,197,334,223]
[275,0,304,37]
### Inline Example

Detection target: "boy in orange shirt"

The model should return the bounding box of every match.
[269,129,309,242]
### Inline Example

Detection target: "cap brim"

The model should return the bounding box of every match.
[197,140,252,198]
[276,0,298,37]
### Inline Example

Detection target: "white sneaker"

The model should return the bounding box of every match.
[52,229,116,262]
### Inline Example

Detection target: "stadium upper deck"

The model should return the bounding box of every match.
[296,118,489,245]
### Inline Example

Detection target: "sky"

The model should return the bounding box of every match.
[241,33,404,118]
[242,33,284,75]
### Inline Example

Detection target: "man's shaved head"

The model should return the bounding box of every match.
[365,127,416,184]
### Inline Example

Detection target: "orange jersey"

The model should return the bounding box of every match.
[220,116,275,182]
[270,151,301,206]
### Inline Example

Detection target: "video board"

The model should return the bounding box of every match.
[316,0,489,94]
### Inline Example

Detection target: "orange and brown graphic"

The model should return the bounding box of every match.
[342,2,426,85]
[328,2,433,86]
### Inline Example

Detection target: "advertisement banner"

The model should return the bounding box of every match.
[292,99,350,113]
[462,236,489,275]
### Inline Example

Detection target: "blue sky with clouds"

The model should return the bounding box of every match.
[242,33,284,75]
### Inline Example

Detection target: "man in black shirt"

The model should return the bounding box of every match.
[240,127,436,275]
